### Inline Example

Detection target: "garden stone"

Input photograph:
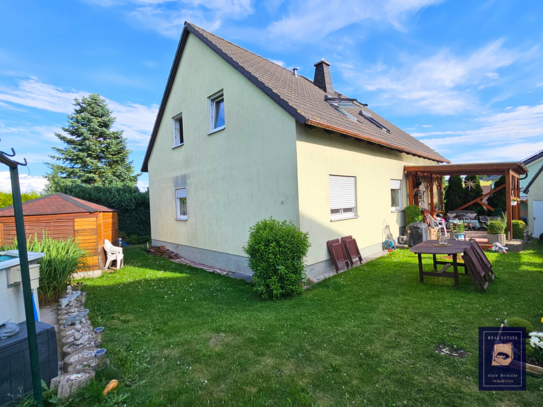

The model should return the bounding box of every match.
[63,347,99,369]
[50,369,95,399]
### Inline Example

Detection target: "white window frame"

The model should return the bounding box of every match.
[172,113,184,148]
[329,175,357,221]
[390,179,402,212]
[175,188,187,221]
[208,90,225,134]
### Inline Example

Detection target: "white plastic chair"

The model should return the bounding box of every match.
[425,214,447,237]
[104,239,124,270]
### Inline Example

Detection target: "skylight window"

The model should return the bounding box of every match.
[359,110,390,133]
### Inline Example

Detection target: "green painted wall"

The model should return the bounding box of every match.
[147,34,299,258]
[295,123,436,266]
[527,170,543,235]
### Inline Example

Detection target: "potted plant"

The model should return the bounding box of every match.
[511,197,520,206]
[487,220,506,245]
[450,222,466,241]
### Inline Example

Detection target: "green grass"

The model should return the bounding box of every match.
[56,242,543,406]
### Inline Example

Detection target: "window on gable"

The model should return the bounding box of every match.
[329,175,357,221]
[390,179,402,212]
[209,90,225,133]
[172,113,184,147]
[175,188,187,220]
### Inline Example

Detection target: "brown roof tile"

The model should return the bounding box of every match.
[0,193,115,217]
[141,23,449,171]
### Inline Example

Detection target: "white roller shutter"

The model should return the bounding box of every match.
[329,176,356,219]
[390,179,401,190]
[176,188,186,199]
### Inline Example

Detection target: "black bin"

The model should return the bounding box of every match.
[407,222,429,247]
[0,321,58,406]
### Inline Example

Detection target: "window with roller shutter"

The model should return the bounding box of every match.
[329,175,357,221]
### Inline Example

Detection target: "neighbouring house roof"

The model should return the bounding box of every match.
[0,193,115,217]
[523,150,543,166]
[141,23,449,172]
[523,163,543,194]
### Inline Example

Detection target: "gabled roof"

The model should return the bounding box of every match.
[523,163,543,194]
[141,23,449,172]
[523,150,543,166]
[0,193,115,217]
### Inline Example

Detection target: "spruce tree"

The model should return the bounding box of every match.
[487,175,506,214]
[45,94,138,191]
[444,175,464,211]
[462,175,485,214]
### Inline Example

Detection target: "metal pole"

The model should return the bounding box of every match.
[10,165,43,406]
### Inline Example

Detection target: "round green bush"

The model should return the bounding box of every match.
[512,220,526,240]
[243,217,310,300]
[505,317,534,333]
[487,220,505,235]
[405,205,423,226]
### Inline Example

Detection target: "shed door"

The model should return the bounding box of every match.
[534,201,543,236]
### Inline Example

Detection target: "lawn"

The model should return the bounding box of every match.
[65,242,542,406]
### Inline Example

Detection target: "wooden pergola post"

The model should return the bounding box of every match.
[408,173,414,205]
[429,174,435,217]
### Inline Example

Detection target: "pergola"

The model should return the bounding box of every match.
[404,162,528,237]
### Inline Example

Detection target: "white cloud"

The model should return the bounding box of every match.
[0,79,158,147]
[137,180,149,191]
[0,172,47,193]
[485,72,499,79]
[341,39,527,115]
[413,103,543,162]
[267,0,443,41]
[0,125,61,143]
[87,0,253,38]
[269,59,286,67]
[421,124,433,127]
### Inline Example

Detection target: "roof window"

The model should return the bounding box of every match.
[359,110,390,133]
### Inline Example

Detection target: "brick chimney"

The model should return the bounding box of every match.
[313,59,333,93]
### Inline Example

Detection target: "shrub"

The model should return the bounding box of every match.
[1,234,89,304]
[53,184,150,237]
[405,205,423,226]
[444,175,464,211]
[488,175,506,213]
[540,233,543,241]
[512,220,526,240]
[487,220,505,235]
[0,191,42,208]
[243,218,310,300]
[505,317,534,334]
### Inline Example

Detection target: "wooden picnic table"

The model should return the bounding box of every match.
[409,240,471,286]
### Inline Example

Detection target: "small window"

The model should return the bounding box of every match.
[175,188,187,220]
[329,175,357,221]
[391,179,402,212]
[172,114,184,147]
[209,90,225,133]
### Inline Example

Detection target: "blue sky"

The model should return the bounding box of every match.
[1,0,543,192]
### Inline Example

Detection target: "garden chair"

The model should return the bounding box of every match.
[327,239,350,273]
[462,246,490,293]
[469,239,496,281]
[341,236,363,267]
[425,214,447,237]
[104,239,124,270]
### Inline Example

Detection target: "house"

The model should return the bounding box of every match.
[142,23,448,277]
[520,150,543,221]
[0,193,118,276]
[523,162,543,237]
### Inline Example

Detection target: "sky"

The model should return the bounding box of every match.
[1,0,543,192]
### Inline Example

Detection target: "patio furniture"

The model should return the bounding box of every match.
[469,239,496,281]
[407,222,429,247]
[341,236,363,267]
[409,240,471,287]
[478,216,489,229]
[425,213,447,236]
[104,239,124,270]
[327,239,350,273]
[462,246,491,292]
[447,218,481,230]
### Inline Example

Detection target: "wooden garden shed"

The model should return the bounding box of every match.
[0,193,118,274]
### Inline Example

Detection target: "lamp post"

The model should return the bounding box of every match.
[0,142,43,406]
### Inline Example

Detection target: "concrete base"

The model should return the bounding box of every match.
[506,239,525,252]
[153,239,386,280]
[40,305,63,372]
[72,269,102,279]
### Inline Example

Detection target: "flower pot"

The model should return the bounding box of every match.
[511,201,518,206]
[487,233,506,245]
[458,234,465,241]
